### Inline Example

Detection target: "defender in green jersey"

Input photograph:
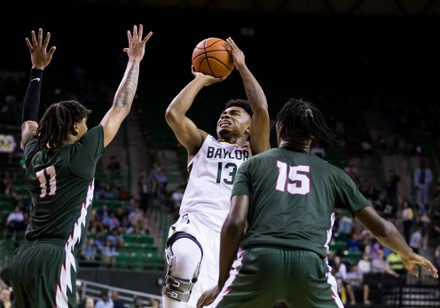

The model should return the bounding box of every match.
[11,26,153,308]
[198,98,438,308]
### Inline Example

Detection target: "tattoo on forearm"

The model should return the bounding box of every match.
[114,66,139,108]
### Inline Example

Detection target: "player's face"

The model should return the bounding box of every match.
[216,106,251,137]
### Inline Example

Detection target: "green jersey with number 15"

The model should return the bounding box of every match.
[232,147,370,258]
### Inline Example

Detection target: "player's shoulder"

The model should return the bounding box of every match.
[206,134,218,143]
[308,153,341,169]
[23,135,39,149]
[23,136,40,161]
[246,148,279,164]
[199,134,219,149]
[81,125,104,141]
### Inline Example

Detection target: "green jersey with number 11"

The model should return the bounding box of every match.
[23,125,104,251]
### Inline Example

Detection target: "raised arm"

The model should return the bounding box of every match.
[100,24,153,148]
[20,28,56,150]
[165,69,222,159]
[226,37,270,154]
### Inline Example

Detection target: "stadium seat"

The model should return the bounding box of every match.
[115,251,132,269]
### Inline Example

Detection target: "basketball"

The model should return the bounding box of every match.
[192,38,235,78]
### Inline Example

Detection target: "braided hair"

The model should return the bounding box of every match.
[37,100,91,148]
[224,99,253,117]
[276,98,336,144]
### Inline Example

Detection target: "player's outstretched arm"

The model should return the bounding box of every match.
[356,206,438,278]
[100,24,153,148]
[21,28,57,149]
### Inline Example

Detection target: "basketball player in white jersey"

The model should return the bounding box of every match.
[162,37,270,308]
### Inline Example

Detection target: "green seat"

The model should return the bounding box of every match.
[122,234,154,246]
[0,195,12,212]
[115,251,132,269]
[14,184,29,195]
[144,251,165,270]
[343,250,362,264]
[93,199,124,212]
[329,239,347,253]
[0,239,15,267]
[132,252,147,270]
[124,242,157,253]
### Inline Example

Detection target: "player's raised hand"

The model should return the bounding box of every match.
[25,28,56,70]
[123,24,153,62]
[226,37,245,70]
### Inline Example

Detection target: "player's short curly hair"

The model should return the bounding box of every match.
[224,99,253,117]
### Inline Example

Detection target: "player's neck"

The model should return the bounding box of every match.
[218,134,248,146]
[279,139,310,153]
[63,134,78,145]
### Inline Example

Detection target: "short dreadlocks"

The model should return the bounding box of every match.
[37,100,91,148]
[276,98,336,144]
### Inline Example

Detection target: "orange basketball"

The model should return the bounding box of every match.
[192,38,235,78]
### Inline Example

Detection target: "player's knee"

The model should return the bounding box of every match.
[162,232,203,302]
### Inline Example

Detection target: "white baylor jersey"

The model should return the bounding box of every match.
[180,134,251,232]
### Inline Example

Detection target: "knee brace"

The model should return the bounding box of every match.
[162,232,203,302]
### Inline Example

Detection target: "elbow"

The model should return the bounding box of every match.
[165,106,180,125]
[373,219,397,238]
[164,107,173,122]
[165,107,176,123]
[224,223,245,240]
[224,216,246,235]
